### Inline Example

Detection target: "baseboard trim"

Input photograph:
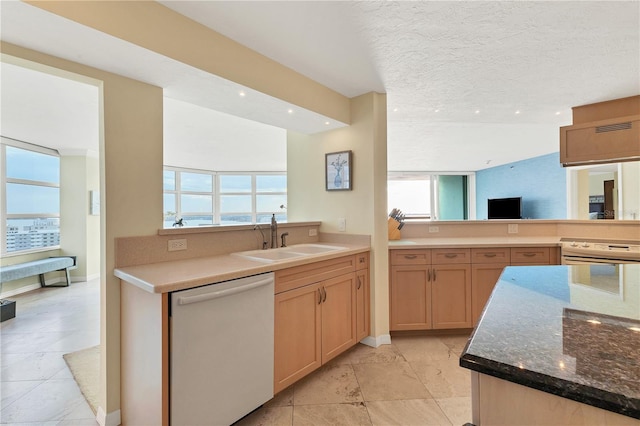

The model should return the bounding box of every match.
[360,334,391,348]
[96,406,121,426]
[0,282,41,299]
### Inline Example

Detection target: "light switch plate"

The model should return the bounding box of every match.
[508,224,518,234]
[429,226,439,233]
[338,218,346,232]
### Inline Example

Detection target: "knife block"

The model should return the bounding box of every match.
[388,218,401,240]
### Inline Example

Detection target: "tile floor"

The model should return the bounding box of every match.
[236,333,472,426]
[1,278,473,425]
[1,278,99,425]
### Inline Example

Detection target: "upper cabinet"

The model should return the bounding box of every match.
[560,96,640,167]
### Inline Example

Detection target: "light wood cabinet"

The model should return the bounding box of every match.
[274,253,368,393]
[274,282,322,393]
[560,96,640,167]
[355,252,370,341]
[389,248,472,330]
[390,245,560,331]
[390,264,432,330]
[431,263,472,329]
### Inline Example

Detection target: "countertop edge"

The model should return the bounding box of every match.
[389,237,561,249]
[459,353,640,420]
[114,244,369,294]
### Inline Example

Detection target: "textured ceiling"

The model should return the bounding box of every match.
[2,1,639,172]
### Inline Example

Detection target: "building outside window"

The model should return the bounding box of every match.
[1,139,61,255]
[163,167,286,228]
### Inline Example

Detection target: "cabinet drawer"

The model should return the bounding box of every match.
[471,247,510,264]
[355,252,369,271]
[275,255,355,294]
[432,248,470,264]
[510,247,550,264]
[390,250,431,265]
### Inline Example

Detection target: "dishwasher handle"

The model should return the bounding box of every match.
[176,276,273,306]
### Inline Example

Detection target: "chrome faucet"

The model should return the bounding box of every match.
[270,214,278,249]
[253,224,268,250]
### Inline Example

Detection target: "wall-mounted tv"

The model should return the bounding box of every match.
[488,197,522,219]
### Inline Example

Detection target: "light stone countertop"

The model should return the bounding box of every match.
[115,243,369,294]
[388,236,561,249]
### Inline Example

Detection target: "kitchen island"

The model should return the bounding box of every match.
[460,264,640,425]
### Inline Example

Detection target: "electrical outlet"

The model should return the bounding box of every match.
[508,224,518,234]
[338,218,346,232]
[429,226,439,233]
[168,238,187,251]
[308,228,318,237]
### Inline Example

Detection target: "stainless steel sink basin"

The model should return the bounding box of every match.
[232,244,346,263]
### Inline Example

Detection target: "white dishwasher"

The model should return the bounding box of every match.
[170,272,274,425]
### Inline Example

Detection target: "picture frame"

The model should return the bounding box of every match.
[325,150,352,191]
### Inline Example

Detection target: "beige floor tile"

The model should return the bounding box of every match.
[294,363,363,405]
[269,386,294,407]
[436,397,472,426]
[410,358,471,398]
[235,405,293,426]
[366,399,453,426]
[331,343,406,365]
[352,361,431,401]
[438,334,471,357]
[392,335,456,362]
[293,402,371,425]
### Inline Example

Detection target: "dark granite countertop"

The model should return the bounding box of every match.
[460,264,640,419]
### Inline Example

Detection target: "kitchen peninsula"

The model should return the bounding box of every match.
[460,264,640,425]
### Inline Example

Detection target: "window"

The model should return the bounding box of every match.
[1,139,61,255]
[163,167,286,228]
[388,172,473,220]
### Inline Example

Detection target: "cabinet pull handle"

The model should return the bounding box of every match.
[318,288,323,305]
[523,252,536,257]
[444,253,458,258]
[483,253,497,258]
[433,269,437,281]
[357,276,362,289]
[404,255,417,259]
[322,287,327,302]
[427,269,431,282]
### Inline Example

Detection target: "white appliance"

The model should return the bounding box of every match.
[170,272,274,425]
[561,239,640,264]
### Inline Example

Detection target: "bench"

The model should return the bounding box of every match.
[0,256,77,288]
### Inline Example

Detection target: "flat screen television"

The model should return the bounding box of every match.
[488,197,522,219]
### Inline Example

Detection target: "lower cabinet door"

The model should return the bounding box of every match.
[471,263,508,325]
[274,283,322,393]
[390,266,432,330]
[321,273,357,363]
[431,264,472,329]
[355,269,370,341]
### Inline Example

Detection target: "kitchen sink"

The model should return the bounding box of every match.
[232,249,306,263]
[232,243,346,263]
[286,244,346,254]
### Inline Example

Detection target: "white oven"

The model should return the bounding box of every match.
[561,240,640,265]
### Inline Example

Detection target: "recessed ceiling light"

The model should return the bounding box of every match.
[393,107,398,112]
[239,91,246,97]
[434,109,440,113]
[555,111,561,115]
[324,121,330,125]
[475,110,480,114]
[515,110,521,115]
[287,109,294,114]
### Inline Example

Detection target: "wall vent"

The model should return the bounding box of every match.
[595,122,632,133]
